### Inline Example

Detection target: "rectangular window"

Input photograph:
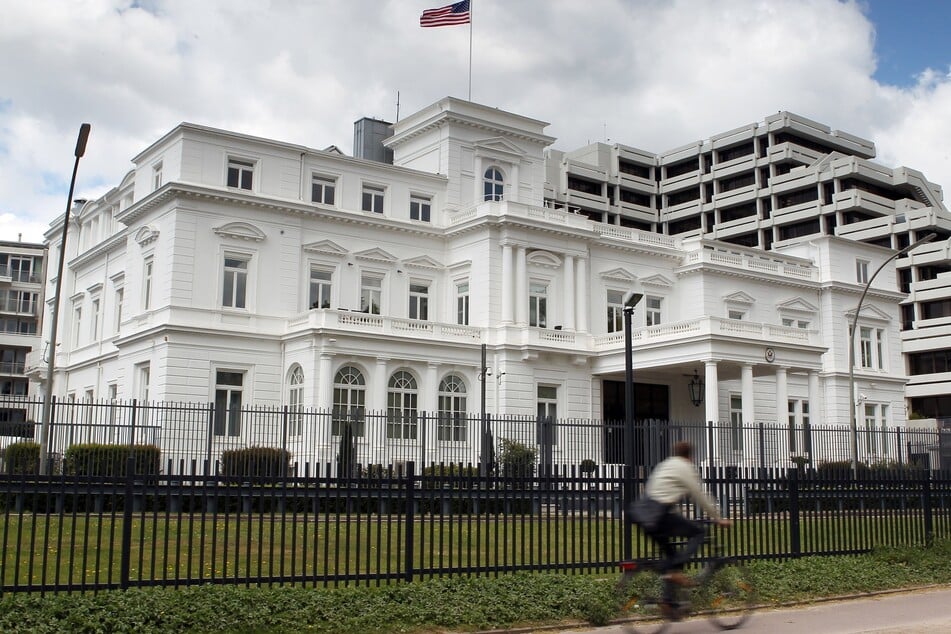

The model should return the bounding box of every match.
[361,275,382,314]
[222,255,249,309]
[137,363,150,402]
[728,309,745,320]
[114,288,123,333]
[646,296,662,326]
[782,317,810,329]
[311,174,336,205]
[536,385,558,448]
[309,268,332,309]
[856,259,869,284]
[876,328,885,369]
[788,400,798,453]
[90,297,100,340]
[606,290,624,333]
[729,395,744,450]
[410,195,431,222]
[152,162,163,190]
[529,281,548,328]
[72,305,82,348]
[456,282,469,325]
[409,283,429,320]
[227,158,254,190]
[860,327,873,368]
[9,256,35,283]
[214,370,243,436]
[143,257,153,310]
[362,185,384,213]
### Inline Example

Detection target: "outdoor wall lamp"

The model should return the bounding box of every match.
[687,369,705,407]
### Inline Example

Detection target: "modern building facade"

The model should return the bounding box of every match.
[28,97,948,469]
[0,239,46,429]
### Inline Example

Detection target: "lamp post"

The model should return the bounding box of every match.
[39,123,91,474]
[622,290,643,561]
[848,232,936,476]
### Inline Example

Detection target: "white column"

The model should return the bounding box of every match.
[775,366,788,427]
[424,363,439,466]
[501,244,514,324]
[563,255,575,331]
[316,352,334,467]
[807,370,820,425]
[370,357,388,465]
[474,155,484,203]
[741,364,754,464]
[576,256,588,332]
[704,361,719,467]
[515,246,528,325]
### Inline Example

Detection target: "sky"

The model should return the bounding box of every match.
[2,0,951,244]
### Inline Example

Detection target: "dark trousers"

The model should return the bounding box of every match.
[651,511,705,573]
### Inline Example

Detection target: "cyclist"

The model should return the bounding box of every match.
[643,441,732,592]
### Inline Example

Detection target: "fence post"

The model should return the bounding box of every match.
[404,461,416,582]
[206,402,215,475]
[707,420,715,469]
[788,467,801,557]
[758,423,766,474]
[119,454,135,589]
[922,471,934,546]
[130,398,138,447]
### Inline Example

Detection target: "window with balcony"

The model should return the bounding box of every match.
[646,296,663,326]
[606,289,624,333]
[483,167,504,201]
[456,281,469,325]
[309,268,332,309]
[409,282,429,320]
[360,275,382,314]
[529,281,548,328]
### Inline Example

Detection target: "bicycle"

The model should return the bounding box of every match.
[615,519,756,633]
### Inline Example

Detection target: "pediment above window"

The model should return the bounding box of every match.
[527,250,561,269]
[403,255,444,270]
[723,291,756,305]
[641,274,673,288]
[303,239,348,257]
[354,247,398,264]
[213,221,266,242]
[599,267,637,283]
[134,225,160,246]
[845,304,891,322]
[474,137,526,161]
[776,297,818,313]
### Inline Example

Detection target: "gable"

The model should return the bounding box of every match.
[640,274,673,289]
[599,267,637,283]
[776,297,819,313]
[723,291,756,305]
[527,250,561,269]
[473,136,526,161]
[845,304,892,322]
[403,255,444,270]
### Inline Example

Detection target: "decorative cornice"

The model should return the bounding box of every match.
[354,247,398,264]
[213,221,267,242]
[302,239,348,257]
[134,225,160,247]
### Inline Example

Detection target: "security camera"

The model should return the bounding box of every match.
[859,393,868,401]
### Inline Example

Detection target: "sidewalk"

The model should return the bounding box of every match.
[510,586,951,634]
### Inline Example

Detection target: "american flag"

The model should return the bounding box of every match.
[420,1,470,27]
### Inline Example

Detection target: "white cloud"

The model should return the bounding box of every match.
[2,0,950,243]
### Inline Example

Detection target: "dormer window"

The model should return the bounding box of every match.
[227,158,254,190]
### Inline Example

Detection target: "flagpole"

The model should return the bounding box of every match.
[468,0,473,100]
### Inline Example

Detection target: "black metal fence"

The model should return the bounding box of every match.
[1,396,949,595]
[0,397,946,476]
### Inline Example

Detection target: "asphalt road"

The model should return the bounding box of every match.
[543,587,951,634]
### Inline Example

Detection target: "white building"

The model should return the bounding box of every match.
[31,97,942,469]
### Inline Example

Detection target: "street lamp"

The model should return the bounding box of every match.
[622,290,643,560]
[848,232,936,476]
[39,123,91,474]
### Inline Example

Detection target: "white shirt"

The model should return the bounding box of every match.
[645,456,721,519]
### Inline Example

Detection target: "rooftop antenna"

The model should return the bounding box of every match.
[396,91,400,122]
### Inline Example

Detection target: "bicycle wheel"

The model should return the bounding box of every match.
[614,567,674,634]
[703,561,757,630]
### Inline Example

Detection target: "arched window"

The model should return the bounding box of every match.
[483,167,504,202]
[333,366,366,436]
[387,370,418,440]
[437,375,467,441]
[288,365,304,436]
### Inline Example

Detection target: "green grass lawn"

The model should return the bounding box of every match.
[2,509,941,589]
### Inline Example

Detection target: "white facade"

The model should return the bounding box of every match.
[33,97,934,467]
[1,240,46,412]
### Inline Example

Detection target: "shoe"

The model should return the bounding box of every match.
[663,571,697,587]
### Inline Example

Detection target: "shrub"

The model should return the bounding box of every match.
[498,438,536,484]
[3,441,40,475]
[63,444,160,477]
[220,446,291,478]
[579,458,597,475]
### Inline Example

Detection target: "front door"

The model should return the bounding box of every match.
[602,380,670,465]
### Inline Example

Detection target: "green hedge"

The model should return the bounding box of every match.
[63,444,160,477]
[220,446,291,478]
[3,441,40,475]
